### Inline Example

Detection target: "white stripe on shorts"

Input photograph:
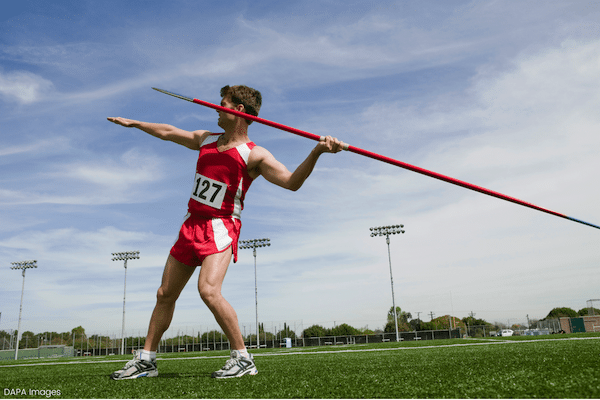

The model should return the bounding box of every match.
[211,218,232,251]
[173,212,192,246]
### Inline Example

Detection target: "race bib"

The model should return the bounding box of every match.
[191,173,227,209]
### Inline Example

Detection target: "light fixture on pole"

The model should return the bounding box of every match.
[370,225,405,342]
[112,251,139,356]
[10,260,37,360]
[239,238,270,350]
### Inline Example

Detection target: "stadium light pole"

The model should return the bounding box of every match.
[112,251,140,355]
[10,260,37,360]
[370,225,405,342]
[239,238,270,350]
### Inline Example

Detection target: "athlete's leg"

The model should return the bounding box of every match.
[112,255,194,380]
[198,248,245,350]
[144,254,196,351]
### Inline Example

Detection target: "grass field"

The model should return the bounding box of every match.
[1,334,599,398]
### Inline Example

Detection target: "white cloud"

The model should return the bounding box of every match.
[0,137,71,157]
[0,70,54,104]
[63,148,164,188]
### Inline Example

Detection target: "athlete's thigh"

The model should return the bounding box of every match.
[159,254,196,298]
[198,248,233,293]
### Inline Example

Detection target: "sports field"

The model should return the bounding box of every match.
[1,334,599,398]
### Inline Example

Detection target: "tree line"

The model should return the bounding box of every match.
[300,307,495,338]
[3,306,595,350]
[1,323,302,351]
[542,306,599,319]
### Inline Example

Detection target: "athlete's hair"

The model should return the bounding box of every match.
[220,85,262,125]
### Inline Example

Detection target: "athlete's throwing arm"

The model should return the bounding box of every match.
[106,117,345,191]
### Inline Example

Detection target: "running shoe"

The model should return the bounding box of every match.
[110,350,158,380]
[211,350,258,379]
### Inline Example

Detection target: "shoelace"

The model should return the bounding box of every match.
[123,351,141,369]
[221,357,238,371]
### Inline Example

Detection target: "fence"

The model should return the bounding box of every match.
[21,321,597,358]
[300,329,461,347]
[536,318,561,332]
[0,345,74,361]
[59,328,463,356]
[150,328,463,354]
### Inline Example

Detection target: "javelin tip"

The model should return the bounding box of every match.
[152,87,195,103]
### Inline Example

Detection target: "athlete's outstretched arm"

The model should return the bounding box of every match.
[107,117,210,150]
[251,136,345,191]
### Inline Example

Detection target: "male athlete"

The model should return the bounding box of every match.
[107,85,344,379]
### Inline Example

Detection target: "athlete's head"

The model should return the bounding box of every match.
[220,85,262,125]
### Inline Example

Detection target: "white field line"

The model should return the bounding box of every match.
[1,336,599,368]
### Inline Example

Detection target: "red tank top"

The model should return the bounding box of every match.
[187,134,255,219]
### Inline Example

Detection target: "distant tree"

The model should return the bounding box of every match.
[274,323,296,340]
[462,316,491,327]
[545,307,578,319]
[302,325,328,338]
[578,307,600,316]
[357,326,375,335]
[385,306,412,332]
[276,329,296,340]
[200,330,223,342]
[330,323,360,336]
[71,326,86,336]
[417,315,464,331]
[18,331,36,349]
[409,319,421,331]
[419,321,437,331]
[384,320,412,332]
[387,306,412,324]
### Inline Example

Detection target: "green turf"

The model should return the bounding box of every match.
[1,335,599,398]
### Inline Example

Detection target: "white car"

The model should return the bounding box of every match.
[499,329,514,337]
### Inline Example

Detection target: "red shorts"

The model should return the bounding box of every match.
[170,214,241,266]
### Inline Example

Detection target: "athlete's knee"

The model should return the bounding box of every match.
[199,285,221,307]
[156,285,179,304]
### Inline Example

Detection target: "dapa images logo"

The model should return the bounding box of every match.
[4,388,62,398]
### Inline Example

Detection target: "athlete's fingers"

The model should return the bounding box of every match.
[318,136,345,153]
[107,117,133,127]
[327,136,344,153]
[107,117,123,125]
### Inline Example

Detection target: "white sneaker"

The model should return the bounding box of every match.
[211,350,258,379]
[110,350,158,380]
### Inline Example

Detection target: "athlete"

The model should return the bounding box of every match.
[107,85,345,379]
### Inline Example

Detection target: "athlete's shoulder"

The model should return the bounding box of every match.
[248,144,272,160]
[199,131,221,147]
[247,145,279,172]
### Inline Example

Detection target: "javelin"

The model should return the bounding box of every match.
[152,87,600,231]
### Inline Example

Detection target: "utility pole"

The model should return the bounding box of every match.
[239,238,270,350]
[112,251,139,355]
[10,260,37,360]
[370,225,405,342]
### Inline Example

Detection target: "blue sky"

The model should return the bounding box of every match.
[1,0,600,339]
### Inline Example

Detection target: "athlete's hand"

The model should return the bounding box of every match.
[107,117,138,127]
[316,136,346,154]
